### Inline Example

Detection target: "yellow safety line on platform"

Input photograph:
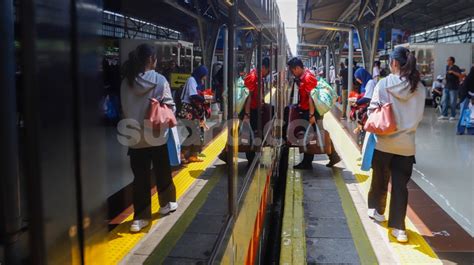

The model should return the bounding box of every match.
[280,148,306,265]
[324,113,441,265]
[106,130,227,265]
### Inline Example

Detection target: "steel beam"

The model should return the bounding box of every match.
[298,11,354,110]
[378,0,412,22]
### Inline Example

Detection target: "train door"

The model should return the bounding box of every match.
[7,0,108,264]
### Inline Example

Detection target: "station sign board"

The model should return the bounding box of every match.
[170,73,191,89]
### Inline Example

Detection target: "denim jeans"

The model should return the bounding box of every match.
[441,88,458,118]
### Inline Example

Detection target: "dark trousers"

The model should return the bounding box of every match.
[341,89,348,118]
[245,108,259,162]
[368,149,415,230]
[129,145,176,220]
[182,119,202,156]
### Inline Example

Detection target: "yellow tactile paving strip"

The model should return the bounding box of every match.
[280,148,306,265]
[106,130,227,264]
[324,112,441,265]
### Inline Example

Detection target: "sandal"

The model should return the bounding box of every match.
[188,156,203,163]
[181,153,189,164]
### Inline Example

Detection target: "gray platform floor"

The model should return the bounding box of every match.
[412,107,474,236]
[163,155,250,264]
[301,158,361,265]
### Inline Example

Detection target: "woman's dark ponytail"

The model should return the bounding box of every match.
[391,47,420,93]
[123,44,157,86]
[401,51,420,93]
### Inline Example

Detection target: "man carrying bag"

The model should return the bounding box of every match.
[286,57,341,169]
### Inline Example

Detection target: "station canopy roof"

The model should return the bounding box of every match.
[103,0,222,34]
[299,0,474,49]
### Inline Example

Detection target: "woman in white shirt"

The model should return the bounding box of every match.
[177,65,208,163]
[352,68,376,136]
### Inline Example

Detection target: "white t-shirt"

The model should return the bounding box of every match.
[372,66,380,79]
[432,80,443,90]
[182,77,198,104]
[329,69,336,84]
[364,79,376,99]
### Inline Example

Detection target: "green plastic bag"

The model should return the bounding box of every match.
[310,77,338,116]
[235,76,249,114]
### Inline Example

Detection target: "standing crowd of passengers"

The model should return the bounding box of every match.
[117,41,464,242]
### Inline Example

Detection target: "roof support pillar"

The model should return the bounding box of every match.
[348,29,354,108]
[369,0,386,73]
[299,14,354,115]
[369,0,412,71]
[325,47,330,81]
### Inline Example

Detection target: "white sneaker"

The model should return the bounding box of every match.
[130,219,149,232]
[159,202,178,215]
[368,209,386,222]
[438,116,448,120]
[449,117,457,121]
[391,229,408,243]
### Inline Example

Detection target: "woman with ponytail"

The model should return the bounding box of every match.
[366,46,425,243]
[121,43,178,232]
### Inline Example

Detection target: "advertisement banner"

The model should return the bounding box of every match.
[344,30,361,50]
[391,28,410,46]
[378,29,386,50]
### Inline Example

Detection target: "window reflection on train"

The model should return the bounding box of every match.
[101,20,206,221]
[98,9,286,231]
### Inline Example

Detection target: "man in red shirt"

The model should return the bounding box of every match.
[243,58,270,120]
[242,57,270,162]
[286,57,341,169]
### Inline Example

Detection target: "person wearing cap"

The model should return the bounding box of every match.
[286,57,341,169]
[367,46,425,243]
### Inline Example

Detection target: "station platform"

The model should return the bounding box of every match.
[106,128,227,264]
[103,104,472,265]
[280,107,473,264]
[103,90,277,264]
